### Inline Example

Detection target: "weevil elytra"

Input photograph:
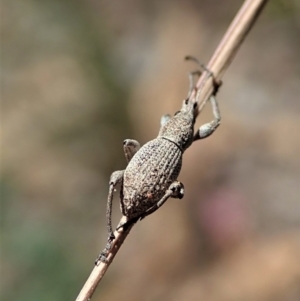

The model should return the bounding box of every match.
[96,56,221,264]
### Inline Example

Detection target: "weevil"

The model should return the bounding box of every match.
[97,57,221,263]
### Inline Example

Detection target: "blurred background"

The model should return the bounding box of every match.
[2,0,300,300]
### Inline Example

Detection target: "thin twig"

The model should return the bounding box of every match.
[192,0,269,112]
[76,216,131,301]
[75,1,268,300]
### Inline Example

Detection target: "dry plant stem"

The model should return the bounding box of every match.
[75,0,268,300]
[75,216,132,301]
[193,0,269,112]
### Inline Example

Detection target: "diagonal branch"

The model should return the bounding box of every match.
[75,0,269,300]
[76,216,132,301]
[192,0,268,114]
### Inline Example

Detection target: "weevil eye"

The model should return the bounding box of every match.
[174,111,180,116]
[193,102,197,109]
[184,98,189,105]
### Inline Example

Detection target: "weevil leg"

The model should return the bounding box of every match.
[160,69,201,129]
[95,170,124,265]
[160,114,171,128]
[106,170,124,241]
[187,70,202,99]
[185,55,222,111]
[195,64,222,111]
[139,181,184,220]
[123,139,140,163]
[193,94,221,141]
[185,55,211,100]
[95,240,113,265]
[115,216,140,233]
[117,181,184,231]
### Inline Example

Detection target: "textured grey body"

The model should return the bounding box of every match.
[96,63,222,264]
[121,138,182,218]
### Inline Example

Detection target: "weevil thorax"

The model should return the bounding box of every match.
[158,99,197,152]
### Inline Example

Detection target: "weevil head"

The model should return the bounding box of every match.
[158,99,197,151]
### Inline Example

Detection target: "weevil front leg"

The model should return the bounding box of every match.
[160,69,202,129]
[187,70,202,99]
[193,94,221,141]
[96,140,141,264]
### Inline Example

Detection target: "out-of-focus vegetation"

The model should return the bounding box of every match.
[2,1,300,301]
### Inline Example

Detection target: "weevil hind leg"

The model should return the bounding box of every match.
[106,170,124,241]
[95,170,124,264]
[117,181,184,231]
[115,216,139,233]
[139,181,184,220]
